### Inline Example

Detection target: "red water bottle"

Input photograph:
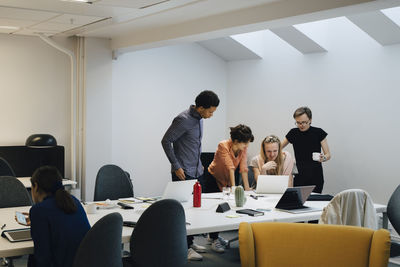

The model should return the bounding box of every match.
[193,181,202,207]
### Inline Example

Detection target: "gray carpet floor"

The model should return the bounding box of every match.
[186,231,241,267]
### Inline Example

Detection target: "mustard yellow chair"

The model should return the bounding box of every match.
[239,222,390,267]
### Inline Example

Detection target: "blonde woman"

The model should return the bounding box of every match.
[250,135,294,187]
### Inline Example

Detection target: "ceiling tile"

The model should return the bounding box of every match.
[14,28,59,36]
[30,22,84,32]
[49,14,106,25]
[95,0,170,9]
[0,18,38,27]
[0,7,59,21]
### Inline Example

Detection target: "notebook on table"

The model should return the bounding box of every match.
[275,185,322,213]
[162,180,196,202]
[255,175,289,194]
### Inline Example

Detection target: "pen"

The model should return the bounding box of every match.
[1,224,6,230]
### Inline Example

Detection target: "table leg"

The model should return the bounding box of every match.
[382,212,388,229]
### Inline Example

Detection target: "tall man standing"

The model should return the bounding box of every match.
[161,90,219,261]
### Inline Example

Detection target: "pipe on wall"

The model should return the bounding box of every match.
[37,33,77,185]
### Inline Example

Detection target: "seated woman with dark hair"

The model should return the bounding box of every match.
[18,166,90,267]
[250,135,294,187]
[205,124,254,253]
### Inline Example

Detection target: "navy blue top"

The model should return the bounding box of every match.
[161,105,203,177]
[29,195,90,267]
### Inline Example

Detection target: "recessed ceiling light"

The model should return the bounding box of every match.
[0,26,20,30]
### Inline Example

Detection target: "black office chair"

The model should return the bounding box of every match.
[388,185,400,257]
[0,176,32,208]
[0,176,32,267]
[123,199,187,267]
[237,166,255,188]
[200,152,215,173]
[0,157,16,177]
[73,212,123,267]
[93,164,134,201]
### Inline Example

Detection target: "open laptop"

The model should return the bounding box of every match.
[275,185,322,213]
[255,175,289,194]
[162,180,197,202]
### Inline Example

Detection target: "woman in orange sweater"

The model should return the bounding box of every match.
[205,124,254,253]
[207,124,254,191]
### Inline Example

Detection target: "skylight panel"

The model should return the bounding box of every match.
[381,6,400,27]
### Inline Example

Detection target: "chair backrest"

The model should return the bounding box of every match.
[239,222,390,267]
[73,212,123,267]
[388,184,400,234]
[319,189,377,229]
[237,166,255,188]
[93,164,134,201]
[247,166,255,188]
[0,176,32,208]
[200,152,214,175]
[129,199,187,267]
[0,157,16,176]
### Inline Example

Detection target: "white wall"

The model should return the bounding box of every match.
[0,34,72,178]
[227,17,400,204]
[3,16,398,206]
[112,43,227,196]
[84,37,113,200]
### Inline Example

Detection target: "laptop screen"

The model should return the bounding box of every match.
[162,180,196,202]
[275,186,315,210]
[255,175,289,194]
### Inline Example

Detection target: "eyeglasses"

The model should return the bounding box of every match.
[264,136,279,143]
[295,121,310,126]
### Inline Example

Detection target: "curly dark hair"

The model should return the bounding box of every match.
[229,124,254,143]
[195,90,220,108]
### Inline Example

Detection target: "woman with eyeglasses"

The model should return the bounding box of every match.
[281,106,331,193]
[250,135,294,187]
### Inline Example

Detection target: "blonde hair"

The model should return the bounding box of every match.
[260,135,284,175]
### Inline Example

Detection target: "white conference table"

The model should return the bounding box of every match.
[17,177,77,188]
[0,192,387,258]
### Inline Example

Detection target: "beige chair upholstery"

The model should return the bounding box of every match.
[319,189,377,229]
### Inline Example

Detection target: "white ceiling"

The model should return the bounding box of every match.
[0,0,399,51]
[0,0,279,36]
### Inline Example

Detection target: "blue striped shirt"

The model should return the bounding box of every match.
[161,105,203,178]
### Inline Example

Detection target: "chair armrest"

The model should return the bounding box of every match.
[239,222,256,267]
[369,228,390,267]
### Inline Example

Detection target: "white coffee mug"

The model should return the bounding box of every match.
[86,203,98,214]
[312,152,321,161]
